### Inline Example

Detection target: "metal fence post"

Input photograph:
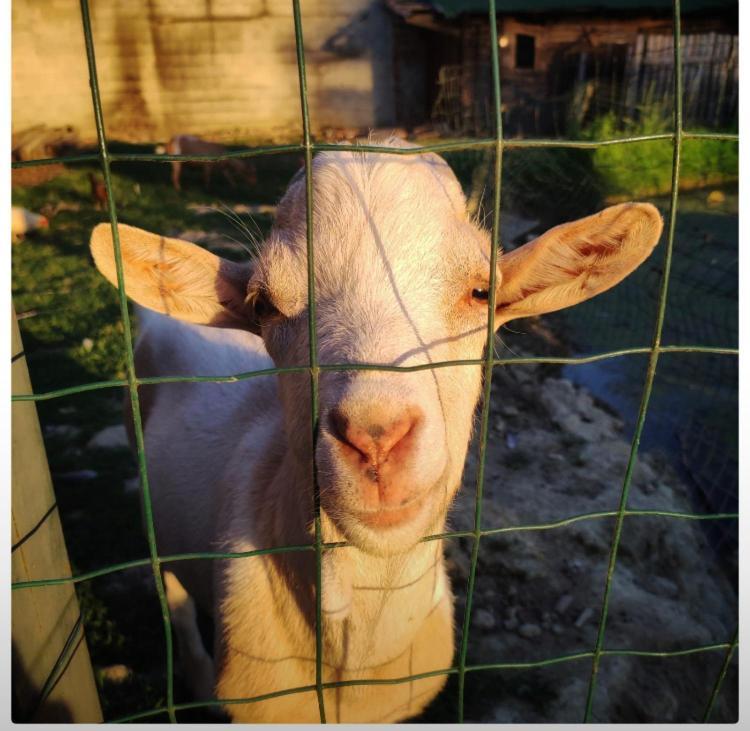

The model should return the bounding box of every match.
[11,306,102,723]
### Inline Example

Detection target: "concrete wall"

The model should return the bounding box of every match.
[12,0,396,144]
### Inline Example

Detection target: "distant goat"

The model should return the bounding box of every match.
[157,134,257,192]
[88,172,108,210]
[90,139,662,722]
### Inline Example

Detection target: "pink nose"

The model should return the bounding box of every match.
[328,407,420,468]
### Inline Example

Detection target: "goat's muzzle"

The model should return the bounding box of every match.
[327,403,426,526]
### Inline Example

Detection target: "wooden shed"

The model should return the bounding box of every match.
[386,0,737,136]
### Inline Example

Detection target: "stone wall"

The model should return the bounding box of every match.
[12,0,396,144]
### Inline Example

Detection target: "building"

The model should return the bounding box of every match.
[387,0,738,136]
[11,0,737,149]
[12,0,398,146]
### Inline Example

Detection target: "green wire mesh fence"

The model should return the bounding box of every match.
[10,0,738,723]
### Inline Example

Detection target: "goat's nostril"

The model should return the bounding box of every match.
[328,407,420,466]
[367,424,385,439]
[329,408,374,463]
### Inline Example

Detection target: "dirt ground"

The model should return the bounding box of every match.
[416,351,738,723]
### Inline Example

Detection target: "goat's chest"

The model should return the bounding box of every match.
[217,549,454,721]
[320,553,450,672]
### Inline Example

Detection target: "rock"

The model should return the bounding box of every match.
[473,608,496,630]
[124,477,141,494]
[87,424,129,449]
[518,623,542,639]
[555,594,574,615]
[100,664,132,684]
[540,378,621,442]
[574,607,595,628]
[44,424,81,440]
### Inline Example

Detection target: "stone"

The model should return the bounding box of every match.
[87,424,129,449]
[473,608,496,630]
[124,477,141,494]
[574,607,595,628]
[554,593,574,615]
[518,623,542,639]
[100,664,132,684]
[44,424,81,439]
[539,378,621,442]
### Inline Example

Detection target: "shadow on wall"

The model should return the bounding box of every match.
[319,2,396,127]
[109,4,158,141]
[274,1,398,132]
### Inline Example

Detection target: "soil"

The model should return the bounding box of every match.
[415,351,738,723]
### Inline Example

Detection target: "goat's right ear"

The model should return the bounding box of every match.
[90,223,254,330]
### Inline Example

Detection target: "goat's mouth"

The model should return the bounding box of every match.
[351,495,425,529]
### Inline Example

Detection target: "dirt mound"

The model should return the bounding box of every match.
[428,360,737,723]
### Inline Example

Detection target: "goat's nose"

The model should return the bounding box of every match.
[328,407,420,466]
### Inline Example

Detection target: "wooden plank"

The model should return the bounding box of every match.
[11,307,102,723]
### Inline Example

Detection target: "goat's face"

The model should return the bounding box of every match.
[90,140,663,555]
[253,146,493,552]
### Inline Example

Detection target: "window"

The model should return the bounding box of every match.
[515,33,535,69]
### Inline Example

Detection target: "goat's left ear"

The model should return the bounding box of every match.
[494,202,663,326]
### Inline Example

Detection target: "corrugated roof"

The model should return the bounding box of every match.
[429,0,736,18]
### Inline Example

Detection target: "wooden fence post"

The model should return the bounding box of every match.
[11,306,103,722]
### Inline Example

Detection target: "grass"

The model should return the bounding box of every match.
[447,110,738,226]
[582,109,738,200]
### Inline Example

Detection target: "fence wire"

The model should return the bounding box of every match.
[10,0,738,724]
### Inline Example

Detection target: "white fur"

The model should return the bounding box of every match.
[92,139,661,723]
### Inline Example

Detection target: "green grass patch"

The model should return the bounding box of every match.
[582,110,738,199]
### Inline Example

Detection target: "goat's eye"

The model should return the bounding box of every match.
[471,288,490,302]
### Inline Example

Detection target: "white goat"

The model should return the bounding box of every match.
[90,139,662,723]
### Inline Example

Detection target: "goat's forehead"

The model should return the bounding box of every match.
[256,148,489,310]
[276,150,467,255]
[314,148,463,200]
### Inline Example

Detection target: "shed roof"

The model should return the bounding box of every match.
[428,0,736,17]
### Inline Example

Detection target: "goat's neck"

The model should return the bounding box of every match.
[260,448,448,642]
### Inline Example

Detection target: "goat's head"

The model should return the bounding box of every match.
[90,139,662,555]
